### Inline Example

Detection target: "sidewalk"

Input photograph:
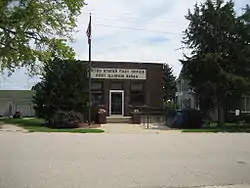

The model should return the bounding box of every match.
[100,123,179,134]
[0,123,28,133]
[203,184,250,188]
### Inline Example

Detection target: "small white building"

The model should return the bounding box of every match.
[0,90,35,117]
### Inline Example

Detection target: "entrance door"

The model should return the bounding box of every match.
[109,90,124,116]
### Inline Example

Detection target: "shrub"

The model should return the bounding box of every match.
[226,113,250,124]
[13,111,22,119]
[241,114,250,124]
[50,111,84,128]
[182,110,203,129]
[172,109,203,129]
[32,58,89,125]
[164,101,178,110]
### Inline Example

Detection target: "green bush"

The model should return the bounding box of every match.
[226,113,250,123]
[241,114,250,123]
[32,58,89,125]
[13,111,22,119]
[172,109,203,129]
[183,110,203,129]
[226,113,239,123]
[164,101,178,110]
[50,111,84,128]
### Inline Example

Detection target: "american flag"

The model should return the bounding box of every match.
[86,17,91,44]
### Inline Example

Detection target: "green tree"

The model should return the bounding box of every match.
[163,63,176,102]
[31,82,42,91]
[0,0,86,73]
[33,58,89,127]
[181,0,250,126]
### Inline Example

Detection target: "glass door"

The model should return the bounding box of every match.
[109,90,124,115]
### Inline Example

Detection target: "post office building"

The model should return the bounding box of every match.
[88,61,164,116]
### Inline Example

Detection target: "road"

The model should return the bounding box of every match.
[0,132,250,188]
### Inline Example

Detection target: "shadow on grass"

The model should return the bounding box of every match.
[0,118,104,133]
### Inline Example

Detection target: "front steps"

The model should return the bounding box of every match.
[106,116,131,123]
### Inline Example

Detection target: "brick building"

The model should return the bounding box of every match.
[89,61,164,116]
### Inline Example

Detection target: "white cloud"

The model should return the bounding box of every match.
[2,0,248,89]
[72,0,200,76]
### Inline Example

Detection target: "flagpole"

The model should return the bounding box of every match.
[88,12,92,125]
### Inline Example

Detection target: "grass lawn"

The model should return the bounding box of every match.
[182,122,250,133]
[0,118,104,133]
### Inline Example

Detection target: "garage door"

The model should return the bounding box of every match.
[0,101,12,116]
[16,104,33,117]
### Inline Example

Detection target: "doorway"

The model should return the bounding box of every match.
[109,90,124,116]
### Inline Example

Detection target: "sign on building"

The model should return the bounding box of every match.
[91,68,147,80]
[235,109,240,116]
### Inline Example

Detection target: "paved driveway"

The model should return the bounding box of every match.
[0,131,250,188]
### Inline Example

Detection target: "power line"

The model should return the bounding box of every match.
[91,17,179,29]
[78,19,183,35]
[94,24,182,35]
[81,12,182,26]
[78,13,186,35]
[78,12,187,36]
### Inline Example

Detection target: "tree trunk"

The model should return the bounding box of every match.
[217,96,225,127]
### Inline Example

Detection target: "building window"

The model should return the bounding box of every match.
[241,96,250,113]
[91,82,103,105]
[176,81,181,92]
[131,82,144,91]
[91,82,103,90]
[110,82,123,90]
[92,91,103,105]
[195,96,200,110]
[130,82,145,105]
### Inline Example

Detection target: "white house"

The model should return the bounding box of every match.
[0,90,35,117]
[176,66,250,121]
[175,68,198,110]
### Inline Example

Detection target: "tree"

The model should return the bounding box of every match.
[0,0,86,73]
[31,82,42,91]
[163,63,176,102]
[181,0,250,126]
[33,58,89,127]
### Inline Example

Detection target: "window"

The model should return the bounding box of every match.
[130,91,145,105]
[241,96,250,113]
[131,82,144,91]
[110,82,123,90]
[195,96,200,110]
[91,82,103,105]
[246,98,250,112]
[92,91,103,105]
[91,82,103,90]
[176,81,181,92]
[130,82,145,105]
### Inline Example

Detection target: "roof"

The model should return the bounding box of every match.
[177,65,185,80]
[0,90,34,99]
[80,60,164,66]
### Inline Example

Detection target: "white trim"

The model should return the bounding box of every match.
[109,90,124,116]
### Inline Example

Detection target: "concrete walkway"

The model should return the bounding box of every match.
[204,185,250,188]
[0,123,28,133]
[0,122,176,134]
[100,123,177,134]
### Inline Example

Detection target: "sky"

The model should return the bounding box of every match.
[0,0,248,90]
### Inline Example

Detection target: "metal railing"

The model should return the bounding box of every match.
[135,106,167,129]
